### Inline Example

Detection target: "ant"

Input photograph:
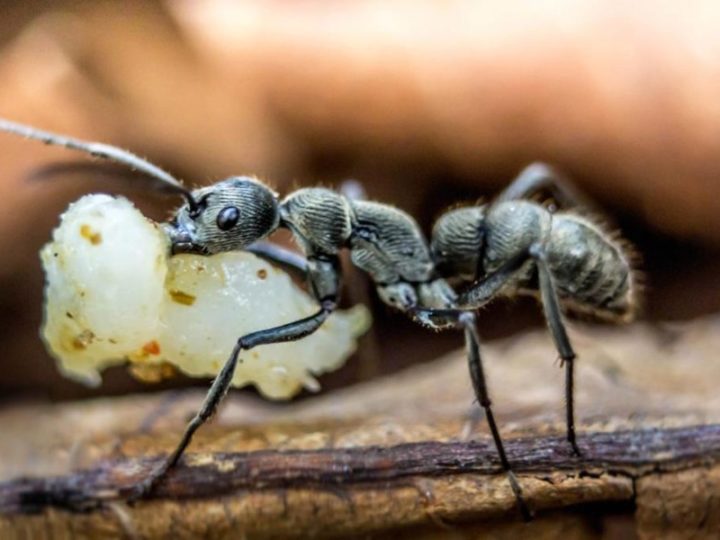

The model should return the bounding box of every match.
[0,118,639,520]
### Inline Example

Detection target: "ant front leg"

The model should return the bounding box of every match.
[529,243,582,457]
[246,241,309,276]
[129,300,336,500]
[130,254,340,501]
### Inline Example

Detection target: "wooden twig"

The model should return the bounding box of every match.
[3,424,719,515]
[4,316,720,536]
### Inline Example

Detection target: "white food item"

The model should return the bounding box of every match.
[40,194,370,399]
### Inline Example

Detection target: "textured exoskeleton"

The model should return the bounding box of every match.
[123,173,465,502]
[0,117,470,501]
[0,118,639,521]
[432,196,636,323]
[280,188,456,310]
[169,181,457,312]
[431,163,638,476]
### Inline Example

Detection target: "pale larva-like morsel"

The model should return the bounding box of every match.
[40,194,370,399]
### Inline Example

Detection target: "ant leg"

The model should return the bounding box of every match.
[129,300,336,501]
[460,312,532,521]
[496,162,594,212]
[457,249,531,308]
[245,242,309,276]
[407,307,532,519]
[529,244,581,457]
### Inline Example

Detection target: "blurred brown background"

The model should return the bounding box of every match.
[1,0,720,401]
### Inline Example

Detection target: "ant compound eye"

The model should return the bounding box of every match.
[216,205,240,231]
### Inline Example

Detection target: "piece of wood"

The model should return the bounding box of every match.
[1,314,720,538]
[4,424,720,509]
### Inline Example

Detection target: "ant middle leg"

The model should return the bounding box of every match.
[129,299,336,501]
[455,240,582,457]
[409,306,532,521]
[529,243,581,457]
[460,311,532,521]
[457,249,530,308]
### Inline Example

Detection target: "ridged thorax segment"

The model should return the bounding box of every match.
[483,201,550,275]
[430,206,486,281]
[348,200,435,284]
[279,188,352,254]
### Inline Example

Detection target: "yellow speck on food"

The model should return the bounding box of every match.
[169,289,197,306]
[128,361,178,383]
[72,329,95,350]
[79,224,102,245]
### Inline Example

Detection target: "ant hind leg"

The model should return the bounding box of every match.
[496,162,595,213]
[529,243,581,457]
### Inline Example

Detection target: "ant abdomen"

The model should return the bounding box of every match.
[545,214,637,322]
[432,199,638,322]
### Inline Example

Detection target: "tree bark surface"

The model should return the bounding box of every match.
[1,315,719,538]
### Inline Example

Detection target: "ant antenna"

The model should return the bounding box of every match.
[0,118,199,212]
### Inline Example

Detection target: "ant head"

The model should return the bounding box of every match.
[0,120,278,255]
[167,176,280,255]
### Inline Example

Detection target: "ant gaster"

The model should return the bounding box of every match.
[0,119,639,520]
